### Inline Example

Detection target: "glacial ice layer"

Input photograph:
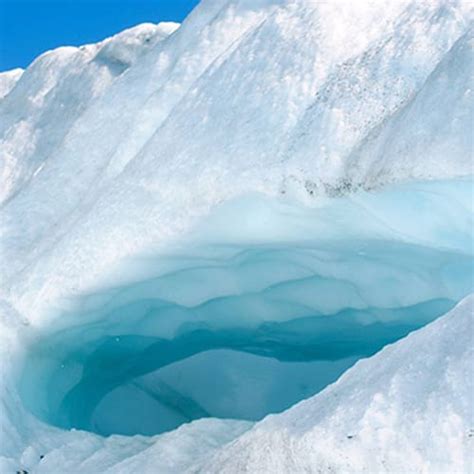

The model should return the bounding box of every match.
[17,178,474,437]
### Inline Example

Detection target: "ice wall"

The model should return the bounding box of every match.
[3,296,473,473]
[0,0,473,471]
[1,0,472,321]
[197,295,474,474]
[15,178,474,438]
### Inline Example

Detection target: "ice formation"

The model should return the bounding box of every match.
[0,0,473,472]
[196,295,474,474]
[0,69,23,100]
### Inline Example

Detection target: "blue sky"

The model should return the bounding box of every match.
[0,0,199,71]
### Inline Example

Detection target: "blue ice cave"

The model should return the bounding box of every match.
[17,179,474,436]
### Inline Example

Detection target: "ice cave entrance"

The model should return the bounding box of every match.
[17,181,474,437]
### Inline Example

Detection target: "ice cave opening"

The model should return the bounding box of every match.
[16,180,474,437]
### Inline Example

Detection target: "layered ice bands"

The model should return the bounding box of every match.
[1,0,472,321]
[16,178,474,437]
[1,0,473,471]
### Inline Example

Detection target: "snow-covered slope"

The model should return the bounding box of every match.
[345,27,474,188]
[1,0,473,317]
[0,69,23,100]
[0,21,178,204]
[0,0,473,472]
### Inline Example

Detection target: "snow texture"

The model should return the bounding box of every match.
[0,69,23,100]
[0,0,473,472]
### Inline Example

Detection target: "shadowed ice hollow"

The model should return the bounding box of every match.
[17,178,474,436]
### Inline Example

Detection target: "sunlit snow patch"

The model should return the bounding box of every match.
[17,178,474,436]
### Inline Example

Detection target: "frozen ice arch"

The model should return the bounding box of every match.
[17,179,474,437]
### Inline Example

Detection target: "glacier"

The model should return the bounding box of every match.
[14,178,474,440]
[0,0,473,472]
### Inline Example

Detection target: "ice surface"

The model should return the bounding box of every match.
[0,22,178,204]
[0,0,473,472]
[13,178,474,441]
[2,296,472,473]
[196,295,474,474]
[0,68,23,100]
[1,0,472,320]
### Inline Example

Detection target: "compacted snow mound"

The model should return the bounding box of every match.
[195,295,474,474]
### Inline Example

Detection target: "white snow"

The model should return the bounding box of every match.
[0,68,23,100]
[0,21,178,204]
[0,0,473,472]
[1,0,472,317]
